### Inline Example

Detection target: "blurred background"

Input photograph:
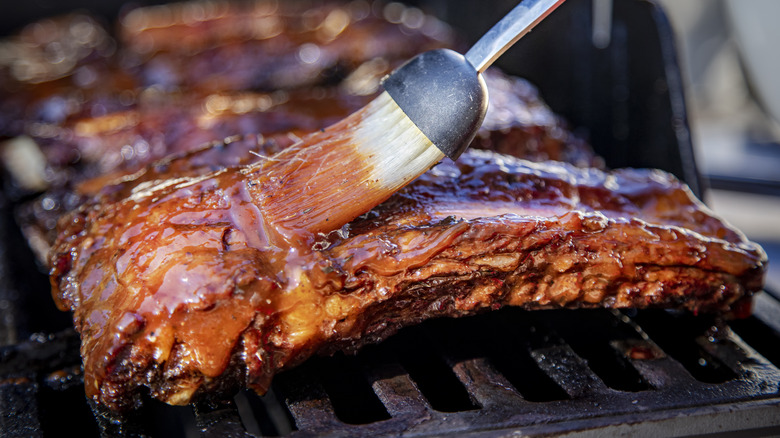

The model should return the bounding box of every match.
[657,0,780,292]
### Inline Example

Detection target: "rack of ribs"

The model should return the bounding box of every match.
[16,69,600,265]
[1,0,765,414]
[50,142,765,410]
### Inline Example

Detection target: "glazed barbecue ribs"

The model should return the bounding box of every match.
[49,144,766,410]
[16,70,599,265]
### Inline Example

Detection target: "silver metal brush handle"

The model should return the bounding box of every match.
[384,0,565,160]
[465,0,566,73]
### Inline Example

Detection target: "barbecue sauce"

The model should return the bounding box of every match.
[50,147,766,410]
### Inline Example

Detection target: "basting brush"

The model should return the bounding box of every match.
[254,0,565,237]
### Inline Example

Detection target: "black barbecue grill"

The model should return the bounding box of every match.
[3,299,780,436]
[2,0,780,436]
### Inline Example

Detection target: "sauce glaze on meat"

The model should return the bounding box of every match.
[2,0,765,413]
[50,146,765,410]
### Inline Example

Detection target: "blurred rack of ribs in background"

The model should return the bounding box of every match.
[0,1,601,265]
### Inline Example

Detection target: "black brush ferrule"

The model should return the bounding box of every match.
[382,49,488,161]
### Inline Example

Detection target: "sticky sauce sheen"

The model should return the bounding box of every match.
[50,147,766,411]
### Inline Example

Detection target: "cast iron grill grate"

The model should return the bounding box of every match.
[2,296,780,437]
[2,193,780,436]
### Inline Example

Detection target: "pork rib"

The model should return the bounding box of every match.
[18,70,598,264]
[49,148,765,410]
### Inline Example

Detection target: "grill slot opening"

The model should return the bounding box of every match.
[728,316,780,368]
[193,398,253,438]
[307,352,391,425]
[142,399,198,437]
[93,394,198,437]
[630,310,738,383]
[39,377,98,437]
[386,326,479,412]
[234,392,264,437]
[540,309,650,392]
[486,343,572,402]
[237,389,296,437]
[435,309,570,402]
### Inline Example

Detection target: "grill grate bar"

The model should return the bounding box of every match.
[611,338,697,389]
[192,399,253,438]
[365,361,431,418]
[729,316,780,369]
[449,357,526,408]
[89,400,150,438]
[481,311,572,402]
[385,326,479,413]
[751,291,780,334]
[274,364,342,433]
[0,311,779,437]
[0,329,80,376]
[531,344,610,398]
[262,304,780,437]
[629,310,739,384]
[239,389,297,436]
[698,325,780,385]
[2,307,780,437]
[546,310,651,392]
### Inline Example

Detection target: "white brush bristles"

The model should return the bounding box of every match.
[353,91,444,191]
[251,90,446,236]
